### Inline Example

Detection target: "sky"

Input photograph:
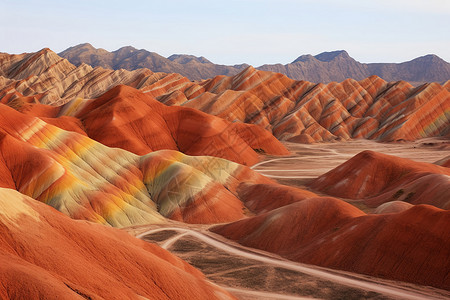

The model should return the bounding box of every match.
[1,0,449,66]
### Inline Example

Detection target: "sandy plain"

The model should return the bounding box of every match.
[253,138,449,183]
[125,223,450,300]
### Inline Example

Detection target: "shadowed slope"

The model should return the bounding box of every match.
[0,188,235,300]
[309,150,450,209]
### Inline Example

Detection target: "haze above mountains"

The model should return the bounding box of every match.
[59,43,450,84]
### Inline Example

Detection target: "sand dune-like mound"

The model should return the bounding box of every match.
[213,197,450,290]
[373,201,413,214]
[0,104,273,226]
[309,150,450,209]
[236,182,318,213]
[0,188,234,299]
[213,197,364,255]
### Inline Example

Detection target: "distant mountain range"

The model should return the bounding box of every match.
[59,43,248,81]
[59,43,450,83]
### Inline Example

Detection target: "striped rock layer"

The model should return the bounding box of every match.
[0,103,273,227]
[152,67,450,142]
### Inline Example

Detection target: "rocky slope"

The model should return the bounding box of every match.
[60,44,450,83]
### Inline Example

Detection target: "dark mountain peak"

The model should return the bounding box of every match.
[113,46,139,55]
[62,43,96,52]
[291,51,352,64]
[167,54,212,64]
[314,50,350,62]
[411,54,446,64]
[292,54,315,63]
[77,43,95,49]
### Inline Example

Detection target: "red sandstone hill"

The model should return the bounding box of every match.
[212,197,450,290]
[309,150,450,209]
[8,84,289,165]
[0,188,235,299]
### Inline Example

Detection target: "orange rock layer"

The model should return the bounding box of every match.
[149,67,449,142]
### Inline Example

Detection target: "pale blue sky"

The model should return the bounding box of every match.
[1,0,449,65]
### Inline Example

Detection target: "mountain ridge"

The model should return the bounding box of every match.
[59,43,450,83]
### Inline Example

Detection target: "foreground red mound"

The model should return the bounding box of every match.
[309,150,450,209]
[0,188,234,299]
[213,197,450,290]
